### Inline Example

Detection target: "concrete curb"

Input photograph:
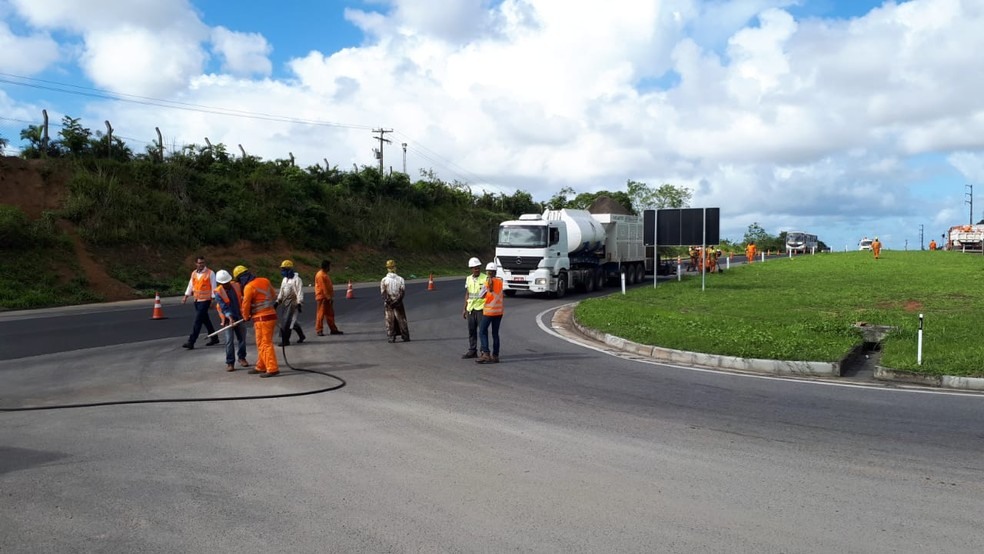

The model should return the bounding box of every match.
[568,308,984,392]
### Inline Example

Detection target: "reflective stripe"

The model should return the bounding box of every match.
[465,273,487,311]
[252,282,275,312]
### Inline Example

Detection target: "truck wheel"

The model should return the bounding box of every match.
[504,290,516,297]
[635,264,645,283]
[584,271,595,292]
[553,271,568,298]
[595,268,606,289]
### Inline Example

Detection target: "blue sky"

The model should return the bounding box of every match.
[2,0,983,250]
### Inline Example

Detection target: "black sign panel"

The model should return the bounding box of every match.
[644,208,720,246]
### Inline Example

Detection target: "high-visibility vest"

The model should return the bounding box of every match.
[213,282,243,319]
[465,273,487,311]
[483,277,504,317]
[191,269,214,302]
[243,277,277,319]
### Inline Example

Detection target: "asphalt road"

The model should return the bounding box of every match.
[2,277,983,553]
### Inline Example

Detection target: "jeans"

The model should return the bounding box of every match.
[224,324,247,365]
[478,314,501,356]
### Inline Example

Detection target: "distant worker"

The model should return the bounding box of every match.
[476,262,504,364]
[276,259,306,346]
[461,257,487,359]
[745,242,757,264]
[872,237,882,259]
[314,260,343,336]
[182,255,220,349]
[380,259,410,343]
[929,239,937,251]
[213,269,249,372]
[236,265,279,378]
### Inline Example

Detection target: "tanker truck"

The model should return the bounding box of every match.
[493,208,651,297]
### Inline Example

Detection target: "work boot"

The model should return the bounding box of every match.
[330,330,344,335]
[238,359,250,367]
[182,342,194,349]
[462,351,478,359]
[247,369,264,375]
[259,371,280,378]
[225,364,235,372]
[316,331,325,336]
[490,355,499,364]
[388,336,397,343]
[206,337,220,346]
[475,352,491,364]
[295,328,306,344]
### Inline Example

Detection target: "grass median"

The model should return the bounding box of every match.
[574,250,984,377]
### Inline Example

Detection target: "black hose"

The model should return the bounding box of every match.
[0,342,345,413]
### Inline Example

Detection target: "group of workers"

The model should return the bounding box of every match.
[180,254,506,377]
[687,245,724,273]
[181,257,344,378]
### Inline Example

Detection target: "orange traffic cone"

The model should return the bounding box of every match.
[427,273,435,291]
[151,292,166,320]
[346,280,354,299]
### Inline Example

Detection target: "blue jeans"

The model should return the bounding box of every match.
[224,324,247,365]
[478,315,501,356]
[188,300,216,344]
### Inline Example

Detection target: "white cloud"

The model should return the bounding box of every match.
[4,0,984,249]
[210,26,272,77]
[0,22,59,73]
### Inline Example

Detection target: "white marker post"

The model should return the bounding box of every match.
[917,313,924,365]
[620,269,626,295]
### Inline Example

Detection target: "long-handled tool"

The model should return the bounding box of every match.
[207,318,245,338]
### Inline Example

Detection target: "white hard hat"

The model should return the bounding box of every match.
[468,257,481,268]
[216,269,232,284]
[485,262,497,271]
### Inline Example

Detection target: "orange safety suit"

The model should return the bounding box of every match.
[745,244,757,263]
[871,239,882,259]
[242,276,278,374]
[314,269,340,335]
[929,240,937,251]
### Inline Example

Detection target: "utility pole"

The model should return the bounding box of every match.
[372,128,393,173]
[966,184,974,225]
[919,224,924,250]
[402,142,407,174]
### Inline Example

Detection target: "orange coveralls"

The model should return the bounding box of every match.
[872,239,882,259]
[745,244,757,263]
[242,277,278,374]
[314,269,341,335]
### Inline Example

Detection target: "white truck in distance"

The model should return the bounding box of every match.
[947,224,984,251]
[493,208,651,297]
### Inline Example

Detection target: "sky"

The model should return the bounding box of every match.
[2,0,983,250]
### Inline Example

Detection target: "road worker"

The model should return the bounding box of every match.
[181,255,219,349]
[275,259,306,346]
[871,237,882,260]
[236,265,279,378]
[476,262,504,364]
[461,257,487,359]
[314,260,343,336]
[745,242,757,264]
[929,239,937,251]
[380,259,410,343]
[213,269,249,372]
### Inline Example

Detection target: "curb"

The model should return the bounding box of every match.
[565,306,984,392]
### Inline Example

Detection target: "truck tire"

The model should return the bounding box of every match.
[595,268,606,289]
[504,289,516,297]
[584,271,596,292]
[553,271,568,298]
[635,263,645,283]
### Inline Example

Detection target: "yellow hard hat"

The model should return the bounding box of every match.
[280,259,294,269]
[232,265,249,279]
[386,259,396,269]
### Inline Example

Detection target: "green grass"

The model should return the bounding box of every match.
[575,250,984,377]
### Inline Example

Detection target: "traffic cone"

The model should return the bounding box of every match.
[151,292,166,320]
[346,280,354,299]
[427,273,435,291]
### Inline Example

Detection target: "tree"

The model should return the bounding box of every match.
[58,116,92,157]
[0,134,7,155]
[627,180,692,210]
[547,186,576,209]
[743,222,771,246]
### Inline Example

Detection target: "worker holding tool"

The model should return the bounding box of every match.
[213,269,250,372]
[276,259,306,346]
[235,265,279,378]
[181,256,220,349]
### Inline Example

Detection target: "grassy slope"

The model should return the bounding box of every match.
[575,250,984,377]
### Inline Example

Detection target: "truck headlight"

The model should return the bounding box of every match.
[535,278,546,285]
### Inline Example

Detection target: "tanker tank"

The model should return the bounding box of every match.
[543,209,606,255]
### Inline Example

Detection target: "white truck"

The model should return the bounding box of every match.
[493,208,651,297]
[947,225,984,251]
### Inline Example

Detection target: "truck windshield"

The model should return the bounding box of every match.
[498,225,547,248]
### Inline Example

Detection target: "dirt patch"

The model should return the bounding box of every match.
[56,221,139,301]
[902,300,923,312]
[0,157,70,218]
